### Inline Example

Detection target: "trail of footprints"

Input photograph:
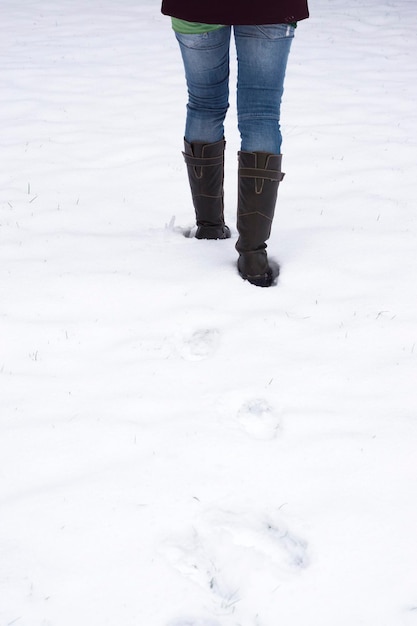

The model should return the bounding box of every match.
[165,328,307,625]
[176,327,281,440]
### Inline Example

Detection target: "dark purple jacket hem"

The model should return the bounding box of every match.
[161,0,309,25]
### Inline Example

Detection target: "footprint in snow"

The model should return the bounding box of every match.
[161,508,308,625]
[161,528,239,614]
[206,508,309,572]
[176,329,220,361]
[237,398,281,440]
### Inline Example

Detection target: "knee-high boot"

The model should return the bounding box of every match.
[236,151,285,287]
[182,139,231,240]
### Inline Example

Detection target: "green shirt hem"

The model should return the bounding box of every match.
[170,18,297,34]
[171,18,224,34]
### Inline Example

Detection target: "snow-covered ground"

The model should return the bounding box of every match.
[1,1,417,625]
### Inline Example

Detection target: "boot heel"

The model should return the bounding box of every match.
[237,250,280,287]
[196,224,231,240]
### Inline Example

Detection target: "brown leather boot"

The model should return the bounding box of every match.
[183,139,231,240]
[236,151,284,287]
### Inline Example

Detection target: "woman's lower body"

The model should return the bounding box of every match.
[175,24,294,286]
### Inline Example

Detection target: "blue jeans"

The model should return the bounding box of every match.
[175,24,294,154]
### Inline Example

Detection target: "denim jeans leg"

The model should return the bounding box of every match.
[175,27,231,144]
[234,24,294,154]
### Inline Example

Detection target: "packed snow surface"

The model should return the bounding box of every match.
[1,1,417,625]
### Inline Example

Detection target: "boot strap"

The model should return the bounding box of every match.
[182,153,224,168]
[239,167,285,182]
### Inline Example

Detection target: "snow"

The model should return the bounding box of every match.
[1,0,417,624]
